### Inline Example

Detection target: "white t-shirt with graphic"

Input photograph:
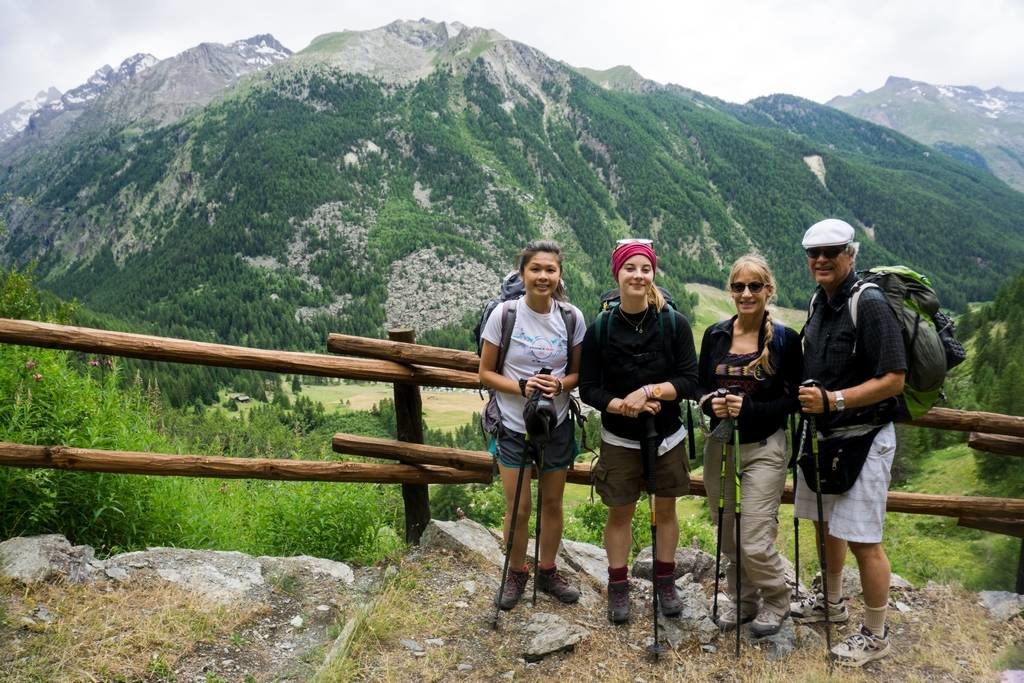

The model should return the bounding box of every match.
[481,297,586,434]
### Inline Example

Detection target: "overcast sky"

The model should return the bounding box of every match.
[3,0,1024,112]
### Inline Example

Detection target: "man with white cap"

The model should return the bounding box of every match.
[790,218,907,666]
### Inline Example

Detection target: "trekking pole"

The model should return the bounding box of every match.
[801,379,832,663]
[731,388,743,658]
[791,414,808,600]
[710,390,730,624]
[491,460,530,629]
[531,434,547,608]
[641,413,666,659]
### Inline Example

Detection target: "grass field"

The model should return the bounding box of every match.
[294,382,485,433]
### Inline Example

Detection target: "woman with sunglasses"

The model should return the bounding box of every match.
[697,254,802,637]
[579,239,699,624]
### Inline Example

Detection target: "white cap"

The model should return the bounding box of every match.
[802,219,855,248]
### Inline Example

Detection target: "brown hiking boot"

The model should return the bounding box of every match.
[537,567,580,604]
[496,569,529,610]
[607,580,630,624]
[655,575,682,617]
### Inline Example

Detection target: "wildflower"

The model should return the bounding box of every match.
[24,360,37,370]
[32,373,43,382]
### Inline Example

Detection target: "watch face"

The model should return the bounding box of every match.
[652,385,663,398]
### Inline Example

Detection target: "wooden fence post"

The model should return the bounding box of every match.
[389,329,431,544]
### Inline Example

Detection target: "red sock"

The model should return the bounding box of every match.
[654,560,675,578]
[608,566,628,583]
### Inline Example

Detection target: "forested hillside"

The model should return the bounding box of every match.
[2,19,1023,369]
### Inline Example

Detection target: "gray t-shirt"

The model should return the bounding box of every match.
[481,297,586,433]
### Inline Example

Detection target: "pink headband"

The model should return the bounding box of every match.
[611,243,657,279]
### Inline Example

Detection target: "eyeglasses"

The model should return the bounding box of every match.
[805,244,848,259]
[730,281,765,294]
[616,238,654,247]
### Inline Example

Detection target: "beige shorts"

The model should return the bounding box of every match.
[592,439,690,507]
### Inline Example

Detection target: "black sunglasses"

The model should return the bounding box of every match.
[729,281,765,294]
[805,245,847,259]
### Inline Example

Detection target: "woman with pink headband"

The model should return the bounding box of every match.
[579,240,699,625]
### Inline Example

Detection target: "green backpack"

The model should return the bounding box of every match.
[810,266,966,418]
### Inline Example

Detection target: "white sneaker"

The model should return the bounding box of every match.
[790,592,849,623]
[832,624,891,667]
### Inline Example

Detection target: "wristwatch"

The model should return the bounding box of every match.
[519,378,528,397]
[651,384,663,398]
[833,390,846,412]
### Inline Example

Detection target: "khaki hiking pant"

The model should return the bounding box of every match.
[704,428,790,616]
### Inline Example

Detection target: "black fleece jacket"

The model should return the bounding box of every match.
[697,316,803,444]
[579,307,699,441]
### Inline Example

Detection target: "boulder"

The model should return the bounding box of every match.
[105,547,265,604]
[978,591,1024,622]
[259,555,354,585]
[420,519,503,568]
[0,534,99,583]
[559,539,608,586]
[632,546,716,582]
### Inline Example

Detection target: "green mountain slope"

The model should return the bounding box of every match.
[2,20,1023,355]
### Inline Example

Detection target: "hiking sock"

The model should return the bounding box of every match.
[608,566,628,583]
[539,562,556,572]
[826,572,843,604]
[864,604,887,637]
[654,559,675,578]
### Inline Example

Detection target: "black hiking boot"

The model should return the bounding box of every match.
[607,580,631,624]
[655,575,682,617]
[537,566,580,604]
[496,569,529,610]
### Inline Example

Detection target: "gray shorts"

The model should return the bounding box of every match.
[794,423,896,543]
[592,439,690,507]
[495,418,575,472]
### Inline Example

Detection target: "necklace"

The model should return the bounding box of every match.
[618,305,651,334]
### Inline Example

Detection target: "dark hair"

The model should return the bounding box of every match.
[517,240,567,301]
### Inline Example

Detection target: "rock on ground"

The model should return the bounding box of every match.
[522,612,588,662]
[420,518,503,569]
[632,546,716,582]
[0,534,100,584]
[979,591,1024,622]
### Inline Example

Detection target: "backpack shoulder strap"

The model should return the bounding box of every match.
[556,302,578,372]
[495,300,518,373]
[769,319,786,358]
[848,281,879,328]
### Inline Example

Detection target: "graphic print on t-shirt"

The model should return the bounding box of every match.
[513,330,562,363]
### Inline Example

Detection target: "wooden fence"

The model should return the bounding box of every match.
[1,318,1022,590]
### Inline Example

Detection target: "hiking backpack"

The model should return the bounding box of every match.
[474,272,579,438]
[807,265,966,419]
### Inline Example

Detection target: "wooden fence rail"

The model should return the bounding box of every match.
[0,319,478,389]
[0,442,490,485]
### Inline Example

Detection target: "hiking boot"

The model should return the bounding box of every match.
[715,603,756,631]
[537,567,580,604]
[790,593,849,624]
[831,624,891,667]
[654,575,682,617]
[496,569,529,610]
[607,580,630,624]
[750,607,788,637]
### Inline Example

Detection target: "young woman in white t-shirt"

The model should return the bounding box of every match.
[479,240,586,611]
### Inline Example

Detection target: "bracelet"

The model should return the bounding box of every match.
[642,385,652,399]
[519,378,528,397]
[555,379,563,396]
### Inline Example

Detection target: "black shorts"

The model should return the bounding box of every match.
[495,419,575,472]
